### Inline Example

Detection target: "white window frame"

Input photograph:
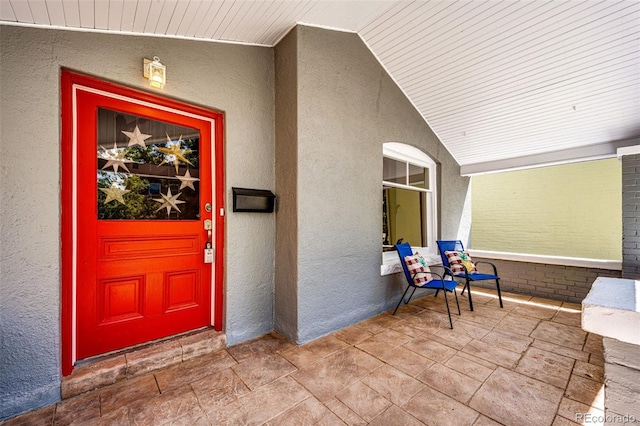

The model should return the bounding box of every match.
[382,143,438,268]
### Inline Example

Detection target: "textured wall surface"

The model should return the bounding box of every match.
[472,257,621,303]
[472,159,622,260]
[622,154,640,279]
[0,26,274,419]
[0,30,63,422]
[290,26,471,343]
[274,29,299,341]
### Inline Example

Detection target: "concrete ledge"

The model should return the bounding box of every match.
[469,249,622,270]
[582,277,640,345]
[61,328,225,399]
[604,363,640,421]
[381,253,441,276]
[604,337,640,371]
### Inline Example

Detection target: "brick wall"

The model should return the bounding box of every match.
[622,154,640,279]
[472,257,622,304]
[472,159,621,260]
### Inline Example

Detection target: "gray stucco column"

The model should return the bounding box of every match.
[273,25,471,344]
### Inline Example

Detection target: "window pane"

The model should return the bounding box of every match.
[383,157,406,184]
[383,187,427,248]
[97,108,200,220]
[409,164,429,189]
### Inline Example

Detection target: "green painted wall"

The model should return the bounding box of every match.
[472,159,622,260]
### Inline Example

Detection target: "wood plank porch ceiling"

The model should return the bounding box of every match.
[2,0,639,173]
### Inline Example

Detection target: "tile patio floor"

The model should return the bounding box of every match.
[3,288,606,426]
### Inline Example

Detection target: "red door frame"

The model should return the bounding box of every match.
[61,70,225,376]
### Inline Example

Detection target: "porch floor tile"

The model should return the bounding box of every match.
[2,288,606,426]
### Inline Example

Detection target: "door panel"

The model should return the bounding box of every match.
[99,234,200,260]
[99,275,144,324]
[75,88,213,360]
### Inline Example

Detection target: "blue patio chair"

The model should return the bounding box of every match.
[436,240,503,311]
[394,242,460,328]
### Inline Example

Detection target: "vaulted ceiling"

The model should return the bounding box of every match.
[2,0,639,174]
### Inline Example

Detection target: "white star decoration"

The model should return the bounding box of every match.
[177,169,199,191]
[98,143,134,173]
[122,125,152,148]
[99,185,130,205]
[153,187,186,216]
[158,134,194,173]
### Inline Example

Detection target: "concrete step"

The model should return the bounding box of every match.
[61,328,226,399]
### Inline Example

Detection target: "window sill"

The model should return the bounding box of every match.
[468,249,622,270]
[381,253,441,276]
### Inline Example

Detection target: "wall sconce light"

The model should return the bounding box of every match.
[143,56,166,89]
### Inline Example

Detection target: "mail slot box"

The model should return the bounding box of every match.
[232,187,276,213]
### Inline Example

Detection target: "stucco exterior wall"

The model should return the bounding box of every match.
[287,26,471,343]
[472,159,622,260]
[274,29,299,340]
[0,26,274,419]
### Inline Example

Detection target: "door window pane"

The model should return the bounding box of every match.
[97,108,200,220]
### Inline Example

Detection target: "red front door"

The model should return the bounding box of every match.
[61,72,224,368]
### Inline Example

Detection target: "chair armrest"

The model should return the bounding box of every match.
[410,271,451,289]
[411,271,445,281]
[428,264,455,278]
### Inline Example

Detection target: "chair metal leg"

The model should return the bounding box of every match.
[442,288,453,329]
[453,288,461,315]
[393,285,412,315]
[405,287,418,305]
[496,278,503,308]
[466,279,474,311]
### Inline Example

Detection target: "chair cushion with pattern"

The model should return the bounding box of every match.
[404,253,433,286]
[444,250,478,274]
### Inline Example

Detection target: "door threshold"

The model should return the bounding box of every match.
[61,327,226,399]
